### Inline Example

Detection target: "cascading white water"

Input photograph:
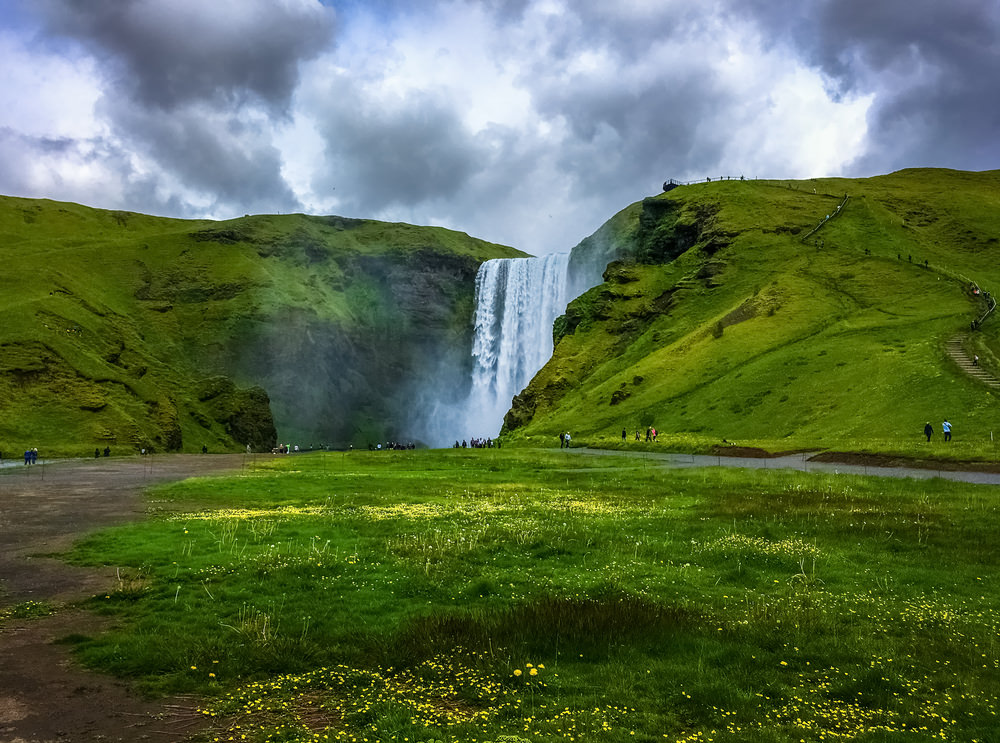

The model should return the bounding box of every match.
[464,252,571,436]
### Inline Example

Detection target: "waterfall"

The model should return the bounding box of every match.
[464,253,571,436]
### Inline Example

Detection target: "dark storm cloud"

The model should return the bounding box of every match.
[37,0,335,112]
[309,79,488,212]
[538,75,729,200]
[104,100,301,215]
[730,0,1000,172]
[26,0,335,216]
[506,3,736,194]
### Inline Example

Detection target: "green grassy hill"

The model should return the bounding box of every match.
[505,168,1000,458]
[0,197,522,455]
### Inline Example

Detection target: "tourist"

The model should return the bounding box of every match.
[622,428,627,441]
[942,419,952,442]
[923,422,933,442]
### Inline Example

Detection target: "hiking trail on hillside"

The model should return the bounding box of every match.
[946,334,1000,389]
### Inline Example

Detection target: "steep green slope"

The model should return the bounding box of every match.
[505,169,1000,454]
[0,198,522,455]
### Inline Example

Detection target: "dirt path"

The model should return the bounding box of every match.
[0,454,249,743]
[565,447,1000,483]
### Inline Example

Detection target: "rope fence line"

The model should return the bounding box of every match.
[662,176,753,189]
[911,266,995,331]
[662,176,846,192]
[972,289,997,330]
[799,193,850,243]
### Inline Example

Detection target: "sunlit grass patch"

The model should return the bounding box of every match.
[202,649,628,743]
[692,534,821,563]
[675,657,1000,742]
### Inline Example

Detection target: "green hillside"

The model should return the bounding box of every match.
[0,197,522,455]
[505,168,1000,457]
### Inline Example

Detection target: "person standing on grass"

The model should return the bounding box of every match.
[924,422,933,442]
[942,419,952,442]
[622,428,627,441]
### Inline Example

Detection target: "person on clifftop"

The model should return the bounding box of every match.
[924,422,933,442]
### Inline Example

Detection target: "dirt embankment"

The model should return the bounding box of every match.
[708,444,1000,473]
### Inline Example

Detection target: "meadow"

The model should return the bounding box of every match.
[61,449,999,743]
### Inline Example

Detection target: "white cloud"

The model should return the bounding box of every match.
[0,31,103,139]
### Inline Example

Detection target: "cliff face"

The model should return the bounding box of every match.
[0,198,522,453]
[232,248,487,446]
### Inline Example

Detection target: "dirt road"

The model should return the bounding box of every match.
[0,455,247,743]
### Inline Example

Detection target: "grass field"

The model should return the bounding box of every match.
[54,449,1000,743]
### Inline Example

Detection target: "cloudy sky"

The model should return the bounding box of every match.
[1,0,998,255]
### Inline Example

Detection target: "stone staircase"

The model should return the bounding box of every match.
[946,335,1000,389]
